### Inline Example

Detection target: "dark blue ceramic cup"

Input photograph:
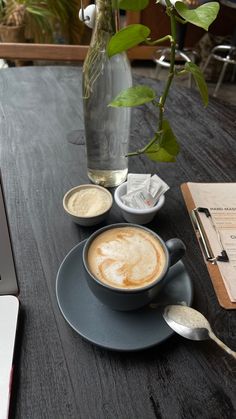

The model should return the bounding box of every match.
[83,223,186,311]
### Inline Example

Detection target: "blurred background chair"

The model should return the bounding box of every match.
[202,0,236,97]
[203,43,236,97]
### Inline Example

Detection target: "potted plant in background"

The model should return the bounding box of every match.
[0,0,78,43]
[0,0,25,43]
[107,0,220,163]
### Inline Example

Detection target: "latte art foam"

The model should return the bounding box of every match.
[87,227,166,289]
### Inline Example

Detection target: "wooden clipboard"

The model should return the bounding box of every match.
[181,183,236,310]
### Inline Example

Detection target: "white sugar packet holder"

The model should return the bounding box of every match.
[122,174,169,209]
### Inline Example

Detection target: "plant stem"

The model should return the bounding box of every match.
[146,35,172,46]
[158,0,177,132]
[127,130,163,157]
[128,1,178,158]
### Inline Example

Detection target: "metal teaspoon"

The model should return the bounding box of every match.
[163,305,236,359]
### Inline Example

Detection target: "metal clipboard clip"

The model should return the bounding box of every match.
[197,207,229,262]
[191,208,216,264]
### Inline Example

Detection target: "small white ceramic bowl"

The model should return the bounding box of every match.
[63,184,113,226]
[114,181,165,225]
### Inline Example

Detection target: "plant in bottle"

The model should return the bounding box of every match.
[107,0,220,163]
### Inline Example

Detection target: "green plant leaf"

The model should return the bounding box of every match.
[107,24,150,57]
[145,120,180,162]
[146,147,176,162]
[175,2,220,31]
[118,0,149,10]
[109,85,156,107]
[185,62,208,106]
[26,6,54,18]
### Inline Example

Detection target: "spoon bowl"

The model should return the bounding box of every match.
[163,305,236,359]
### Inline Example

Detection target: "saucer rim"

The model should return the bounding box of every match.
[56,239,193,352]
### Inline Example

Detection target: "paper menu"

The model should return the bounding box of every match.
[188,183,236,302]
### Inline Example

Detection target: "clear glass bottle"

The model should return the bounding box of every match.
[82,0,132,187]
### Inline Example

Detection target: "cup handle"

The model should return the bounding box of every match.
[165,238,186,266]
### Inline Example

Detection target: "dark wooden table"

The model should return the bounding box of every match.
[0,66,236,419]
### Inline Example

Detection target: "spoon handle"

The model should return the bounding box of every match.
[209,331,236,359]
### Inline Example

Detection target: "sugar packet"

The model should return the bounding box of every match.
[126,173,151,194]
[122,173,169,209]
[149,174,169,201]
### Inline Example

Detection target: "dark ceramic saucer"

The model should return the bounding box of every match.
[56,240,193,352]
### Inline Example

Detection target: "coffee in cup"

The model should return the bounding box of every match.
[87,226,166,290]
[83,223,186,311]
